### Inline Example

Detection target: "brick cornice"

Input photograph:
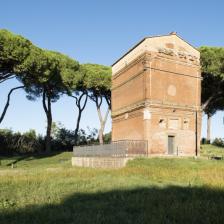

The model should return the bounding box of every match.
[112,50,201,77]
[112,99,202,118]
[112,52,150,79]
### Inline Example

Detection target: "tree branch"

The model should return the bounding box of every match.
[202,91,222,110]
[95,95,103,108]
[102,107,110,127]
[0,86,24,124]
[0,72,14,81]
[0,75,16,84]
[80,93,88,112]
[70,95,78,106]
[105,95,111,110]
[96,102,103,124]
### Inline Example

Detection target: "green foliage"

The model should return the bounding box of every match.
[0,30,32,125]
[201,144,224,158]
[201,137,210,145]
[0,29,80,97]
[200,47,224,98]
[17,44,80,152]
[0,129,42,154]
[18,48,78,101]
[83,63,111,107]
[201,73,223,109]
[103,131,111,143]
[0,126,99,155]
[0,30,112,148]
[82,63,112,144]
[53,125,98,150]
[0,29,32,78]
[50,50,80,96]
[200,47,224,121]
[61,58,82,92]
[79,63,112,110]
[200,46,224,77]
[212,138,224,147]
[82,63,111,92]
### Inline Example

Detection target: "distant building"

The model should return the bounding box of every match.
[111,33,201,156]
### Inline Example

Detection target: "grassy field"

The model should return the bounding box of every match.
[0,144,224,224]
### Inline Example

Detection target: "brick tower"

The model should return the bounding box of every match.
[111,33,201,156]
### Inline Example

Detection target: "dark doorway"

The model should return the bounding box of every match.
[168,135,175,155]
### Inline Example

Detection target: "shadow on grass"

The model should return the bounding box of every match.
[0,151,65,167]
[1,186,224,224]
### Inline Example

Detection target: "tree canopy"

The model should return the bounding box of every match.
[200,47,224,110]
[0,29,113,150]
[0,29,32,82]
[200,46,224,142]
[200,46,224,78]
[82,63,112,144]
[2,28,224,151]
[17,47,79,151]
[0,29,32,124]
[62,64,88,145]
[83,63,111,107]
[83,63,111,93]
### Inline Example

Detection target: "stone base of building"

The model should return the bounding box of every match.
[71,157,133,169]
[147,153,199,158]
[71,153,198,169]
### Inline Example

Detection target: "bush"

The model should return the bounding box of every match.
[52,126,99,151]
[0,129,44,155]
[0,126,109,155]
[103,132,111,144]
[201,138,210,144]
[212,138,224,147]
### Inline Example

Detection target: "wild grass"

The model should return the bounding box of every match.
[0,145,224,223]
[200,143,224,158]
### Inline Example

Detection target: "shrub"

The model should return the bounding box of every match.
[104,132,111,144]
[212,138,224,147]
[201,138,210,144]
[52,126,99,151]
[0,126,107,155]
[0,129,44,155]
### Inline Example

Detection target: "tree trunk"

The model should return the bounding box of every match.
[90,94,110,145]
[98,128,104,145]
[97,106,110,145]
[46,111,52,153]
[0,86,24,124]
[73,92,88,146]
[42,90,52,153]
[74,108,82,146]
[207,114,211,144]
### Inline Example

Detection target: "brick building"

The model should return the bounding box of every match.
[111,33,201,156]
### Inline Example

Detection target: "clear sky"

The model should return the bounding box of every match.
[0,0,224,139]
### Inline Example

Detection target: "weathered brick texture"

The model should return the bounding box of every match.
[112,33,201,156]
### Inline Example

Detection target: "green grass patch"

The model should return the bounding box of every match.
[0,145,224,223]
[200,144,224,158]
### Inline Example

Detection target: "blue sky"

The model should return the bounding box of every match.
[0,0,224,138]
